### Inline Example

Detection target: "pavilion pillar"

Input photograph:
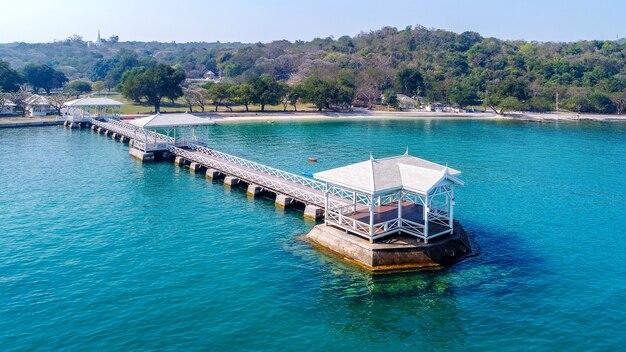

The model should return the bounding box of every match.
[323,189,329,225]
[369,196,375,243]
[423,194,429,243]
[449,188,455,233]
[352,191,357,213]
[397,191,403,227]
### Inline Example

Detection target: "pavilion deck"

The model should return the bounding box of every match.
[343,201,450,238]
[327,201,451,239]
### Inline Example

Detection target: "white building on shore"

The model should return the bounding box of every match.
[25,95,52,116]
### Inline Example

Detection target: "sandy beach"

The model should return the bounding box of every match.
[2,110,625,127]
[199,110,626,124]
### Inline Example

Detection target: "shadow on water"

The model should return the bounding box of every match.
[280,215,549,348]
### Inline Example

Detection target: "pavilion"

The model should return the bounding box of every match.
[125,113,215,158]
[64,97,123,123]
[314,151,463,243]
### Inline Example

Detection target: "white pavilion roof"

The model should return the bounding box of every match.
[128,113,215,129]
[314,153,463,195]
[64,97,123,107]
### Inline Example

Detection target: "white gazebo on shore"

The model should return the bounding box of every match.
[314,151,464,243]
[128,113,215,151]
[64,97,123,122]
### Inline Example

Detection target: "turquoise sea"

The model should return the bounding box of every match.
[1,119,625,351]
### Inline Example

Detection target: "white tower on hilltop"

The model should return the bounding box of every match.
[94,29,104,46]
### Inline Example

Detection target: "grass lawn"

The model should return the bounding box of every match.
[93,93,321,114]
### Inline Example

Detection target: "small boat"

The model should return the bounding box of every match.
[301,171,314,178]
[307,157,318,162]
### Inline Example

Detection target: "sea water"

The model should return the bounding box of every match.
[1,119,625,351]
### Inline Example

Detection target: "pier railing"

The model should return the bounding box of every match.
[168,145,346,208]
[189,144,327,192]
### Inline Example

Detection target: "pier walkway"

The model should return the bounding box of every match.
[88,118,347,219]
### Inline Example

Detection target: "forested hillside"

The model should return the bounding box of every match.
[1,25,625,113]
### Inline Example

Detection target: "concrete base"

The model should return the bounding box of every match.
[224,176,240,186]
[129,147,155,162]
[306,221,474,272]
[205,169,221,179]
[304,204,324,220]
[174,156,186,167]
[247,184,263,197]
[189,162,203,173]
[275,194,293,208]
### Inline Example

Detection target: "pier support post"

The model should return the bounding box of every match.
[129,147,154,161]
[91,125,96,131]
[189,162,204,173]
[104,130,109,136]
[224,176,241,187]
[304,204,324,220]
[205,169,221,179]
[247,184,263,197]
[97,127,102,134]
[174,156,186,167]
[119,136,127,143]
[111,133,117,139]
[275,194,294,208]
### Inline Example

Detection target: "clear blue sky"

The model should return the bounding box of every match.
[2,0,624,43]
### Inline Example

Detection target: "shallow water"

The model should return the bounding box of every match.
[1,119,625,351]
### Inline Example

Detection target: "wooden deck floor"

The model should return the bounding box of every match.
[346,202,450,237]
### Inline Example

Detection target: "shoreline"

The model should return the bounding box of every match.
[200,110,626,124]
[1,110,625,128]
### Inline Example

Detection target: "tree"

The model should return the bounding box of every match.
[22,64,67,94]
[383,90,398,109]
[0,60,23,93]
[288,84,305,111]
[48,93,71,115]
[182,87,206,112]
[485,77,531,114]
[249,74,283,111]
[610,92,626,114]
[278,82,290,111]
[65,81,92,98]
[301,77,355,111]
[356,67,393,108]
[587,92,615,114]
[92,81,104,93]
[120,64,185,113]
[395,67,424,96]
[7,88,30,116]
[206,82,233,111]
[448,82,479,108]
[108,35,119,43]
[565,95,591,113]
[229,84,253,111]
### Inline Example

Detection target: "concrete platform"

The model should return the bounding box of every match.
[275,194,293,208]
[129,148,155,162]
[306,221,475,272]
